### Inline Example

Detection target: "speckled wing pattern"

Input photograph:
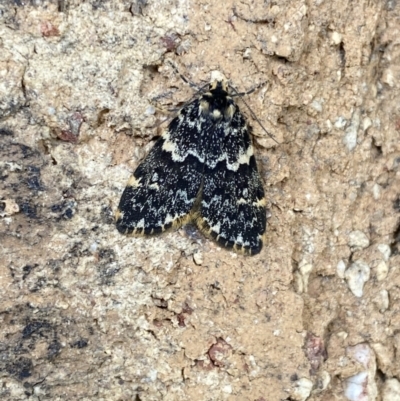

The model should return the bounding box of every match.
[116,78,267,255]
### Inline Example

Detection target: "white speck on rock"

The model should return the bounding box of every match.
[381,68,394,87]
[0,198,20,217]
[291,377,313,401]
[307,370,331,395]
[348,231,370,250]
[348,343,371,368]
[345,261,370,297]
[382,378,400,401]
[193,252,203,265]
[311,98,323,112]
[299,261,313,292]
[294,271,304,293]
[371,342,393,373]
[315,370,331,393]
[334,116,347,129]
[376,260,389,281]
[89,242,98,253]
[345,371,368,401]
[374,289,389,312]
[243,48,252,59]
[372,183,381,199]
[324,119,332,132]
[248,355,260,378]
[55,299,70,310]
[343,110,360,151]
[377,244,391,261]
[345,343,377,401]
[222,385,232,394]
[331,31,342,45]
[142,369,158,383]
[362,117,372,131]
[145,105,155,115]
[337,260,347,279]
[2,162,22,172]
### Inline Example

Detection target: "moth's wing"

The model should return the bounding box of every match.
[196,112,266,255]
[116,101,204,235]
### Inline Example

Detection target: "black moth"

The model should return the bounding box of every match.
[116,71,267,255]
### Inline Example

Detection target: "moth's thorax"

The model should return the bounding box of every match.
[200,80,235,123]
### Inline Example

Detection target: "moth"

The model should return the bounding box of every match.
[116,71,267,255]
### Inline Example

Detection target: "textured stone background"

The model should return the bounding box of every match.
[1,0,400,400]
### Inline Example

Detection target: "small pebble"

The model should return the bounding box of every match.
[299,262,313,291]
[343,111,360,151]
[382,378,400,401]
[337,259,346,279]
[0,199,20,216]
[345,372,368,401]
[145,106,155,115]
[374,289,389,312]
[381,68,394,87]
[372,184,381,200]
[345,343,377,401]
[377,244,391,261]
[243,48,252,59]
[371,342,393,372]
[348,231,370,250]
[291,377,313,401]
[345,261,370,297]
[362,117,372,131]
[376,260,388,281]
[314,370,331,393]
[311,99,323,112]
[334,116,347,129]
[222,385,232,394]
[193,252,203,265]
[331,31,342,45]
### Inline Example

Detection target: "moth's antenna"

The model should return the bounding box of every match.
[230,81,265,97]
[150,61,208,127]
[166,60,208,94]
[229,83,280,145]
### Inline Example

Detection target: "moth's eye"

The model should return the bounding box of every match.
[151,173,158,182]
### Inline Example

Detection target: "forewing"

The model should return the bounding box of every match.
[116,103,204,235]
[197,113,266,255]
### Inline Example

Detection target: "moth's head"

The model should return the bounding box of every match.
[208,70,229,94]
[199,70,235,123]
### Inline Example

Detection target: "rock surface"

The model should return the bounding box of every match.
[1,0,400,400]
